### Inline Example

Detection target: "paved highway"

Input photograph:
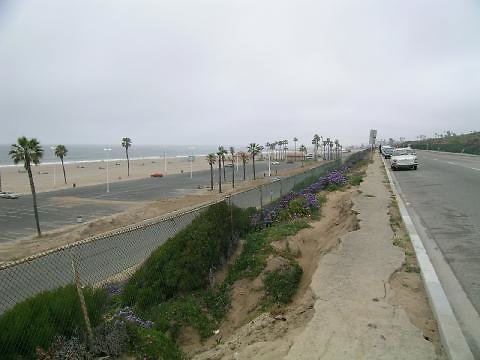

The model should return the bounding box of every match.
[388,150,480,355]
[0,161,299,242]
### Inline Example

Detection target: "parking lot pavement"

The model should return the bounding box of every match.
[0,161,301,242]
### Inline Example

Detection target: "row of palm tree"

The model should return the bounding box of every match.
[206,143,264,193]
[10,134,341,237]
[8,136,134,237]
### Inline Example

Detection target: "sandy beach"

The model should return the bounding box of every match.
[0,156,212,195]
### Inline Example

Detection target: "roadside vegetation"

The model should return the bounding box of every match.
[405,131,480,155]
[0,150,369,359]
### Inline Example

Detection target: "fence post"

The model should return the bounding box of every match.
[228,196,234,245]
[70,256,94,350]
[259,185,263,210]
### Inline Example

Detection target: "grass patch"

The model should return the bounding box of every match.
[146,295,216,340]
[348,174,364,186]
[405,265,421,273]
[127,326,183,360]
[264,262,303,305]
[325,183,343,192]
[0,284,107,360]
[264,219,310,242]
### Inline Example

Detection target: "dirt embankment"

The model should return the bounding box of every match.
[188,188,360,359]
[186,159,445,360]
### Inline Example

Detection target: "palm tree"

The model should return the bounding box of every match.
[9,137,43,236]
[54,145,68,184]
[299,144,307,167]
[121,137,132,177]
[293,137,298,162]
[247,143,264,180]
[283,139,288,161]
[216,149,223,193]
[239,152,249,180]
[312,134,320,160]
[229,146,235,188]
[206,153,216,190]
[218,145,227,181]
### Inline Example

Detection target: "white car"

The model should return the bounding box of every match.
[0,191,20,199]
[391,148,418,170]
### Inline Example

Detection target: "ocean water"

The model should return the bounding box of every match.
[0,144,231,167]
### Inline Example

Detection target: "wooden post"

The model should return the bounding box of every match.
[71,257,94,349]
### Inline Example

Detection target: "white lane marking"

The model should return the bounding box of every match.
[433,159,480,171]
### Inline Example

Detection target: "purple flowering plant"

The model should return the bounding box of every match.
[251,150,368,228]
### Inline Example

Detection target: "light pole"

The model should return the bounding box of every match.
[188,146,195,178]
[104,148,112,193]
[163,147,167,176]
[266,143,271,177]
[50,146,57,187]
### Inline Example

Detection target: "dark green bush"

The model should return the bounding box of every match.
[348,174,364,186]
[147,295,216,340]
[0,284,107,360]
[123,202,255,310]
[127,325,183,360]
[264,263,303,305]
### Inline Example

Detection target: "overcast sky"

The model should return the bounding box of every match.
[0,0,479,146]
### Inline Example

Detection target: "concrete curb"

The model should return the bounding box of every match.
[382,157,475,360]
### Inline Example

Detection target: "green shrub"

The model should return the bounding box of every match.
[348,174,364,186]
[225,220,310,285]
[264,219,310,242]
[225,232,270,284]
[0,284,107,360]
[147,295,216,340]
[123,202,255,310]
[277,198,312,222]
[264,263,303,305]
[127,325,183,360]
[325,183,342,191]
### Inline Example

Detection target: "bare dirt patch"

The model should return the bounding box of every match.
[189,188,360,359]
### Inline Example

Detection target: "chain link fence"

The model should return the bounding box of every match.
[0,156,350,358]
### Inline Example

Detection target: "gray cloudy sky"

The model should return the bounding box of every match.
[1,0,479,146]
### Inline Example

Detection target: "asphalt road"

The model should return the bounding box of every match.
[387,150,480,354]
[0,160,299,242]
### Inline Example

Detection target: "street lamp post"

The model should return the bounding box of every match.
[164,150,167,176]
[104,148,112,193]
[188,146,195,178]
[50,146,56,187]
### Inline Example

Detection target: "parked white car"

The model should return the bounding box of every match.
[0,191,20,199]
[391,148,418,170]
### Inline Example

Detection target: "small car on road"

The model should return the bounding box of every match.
[381,146,394,159]
[391,148,418,170]
[150,173,164,178]
[0,192,20,199]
